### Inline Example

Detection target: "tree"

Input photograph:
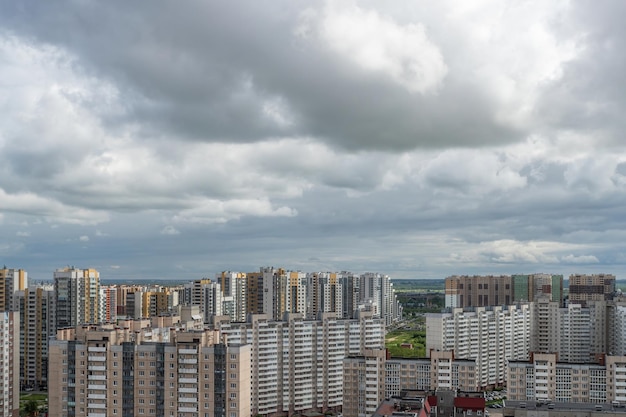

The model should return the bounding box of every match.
[22,399,39,417]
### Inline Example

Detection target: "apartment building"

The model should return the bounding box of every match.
[426,304,532,388]
[15,285,56,390]
[569,273,616,307]
[216,310,385,416]
[55,267,100,328]
[99,285,117,323]
[445,274,564,309]
[343,349,387,417]
[0,311,20,417]
[217,271,248,322]
[0,268,27,311]
[385,350,480,396]
[49,324,251,417]
[508,352,626,404]
[216,268,401,324]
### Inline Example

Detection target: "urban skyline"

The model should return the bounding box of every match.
[2,2,626,280]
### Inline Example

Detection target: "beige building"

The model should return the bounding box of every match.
[445,275,512,308]
[343,349,387,417]
[508,352,626,404]
[49,323,251,417]
[0,311,20,417]
[569,274,616,307]
[15,285,56,390]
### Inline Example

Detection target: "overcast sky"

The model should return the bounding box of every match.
[1,1,626,281]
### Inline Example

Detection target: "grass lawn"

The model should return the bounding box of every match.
[385,329,426,358]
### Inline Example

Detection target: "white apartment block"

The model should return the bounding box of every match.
[508,353,626,404]
[384,350,480,396]
[216,310,385,416]
[49,323,251,417]
[426,304,532,389]
[0,311,19,417]
[15,285,56,390]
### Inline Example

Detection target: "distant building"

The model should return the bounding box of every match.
[444,274,564,309]
[569,273,615,307]
[54,267,100,328]
[0,267,27,311]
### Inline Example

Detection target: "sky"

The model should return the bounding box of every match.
[1,1,626,281]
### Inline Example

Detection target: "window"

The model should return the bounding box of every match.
[230,364,237,369]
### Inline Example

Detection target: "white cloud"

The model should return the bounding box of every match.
[79,235,89,242]
[308,1,447,93]
[561,254,599,264]
[160,225,180,235]
[16,231,30,237]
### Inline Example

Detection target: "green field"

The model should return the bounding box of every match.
[20,393,47,416]
[385,329,426,358]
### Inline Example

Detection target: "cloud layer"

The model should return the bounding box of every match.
[1,0,626,280]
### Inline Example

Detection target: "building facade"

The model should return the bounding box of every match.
[569,274,616,307]
[426,304,532,388]
[49,324,251,417]
[508,352,626,404]
[0,268,27,311]
[15,285,56,390]
[55,267,100,328]
[0,311,20,417]
[216,311,385,416]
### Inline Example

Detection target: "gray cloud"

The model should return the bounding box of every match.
[1,1,626,280]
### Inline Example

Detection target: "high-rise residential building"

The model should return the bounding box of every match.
[49,324,250,417]
[569,273,616,307]
[216,310,385,416]
[343,349,387,417]
[339,273,360,319]
[182,279,222,322]
[0,268,27,311]
[359,273,402,325]
[99,285,117,323]
[426,304,532,389]
[54,267,100,328]
[444,275,512,308]
[15,285,56,390]
[0,311,20,417]
[512,273,564,305]
[445,274,565,309]
[508,352,626,404]
[217,271,248,322]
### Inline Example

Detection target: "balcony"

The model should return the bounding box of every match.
[88,413,106,417]
[88,366,106,371]
[179,387,197,393]
[88,403,107,409]
[179,377,197,384]
[88,375,106,381]
[178,397,197,403]
[178,406,198,412]
[178,368,197,374]
[179,348,197,354]
[88,385,106,391]
[180,358,197,364]
[88,356,107,362]
[88,347,107,352]
[88,394,106,400]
